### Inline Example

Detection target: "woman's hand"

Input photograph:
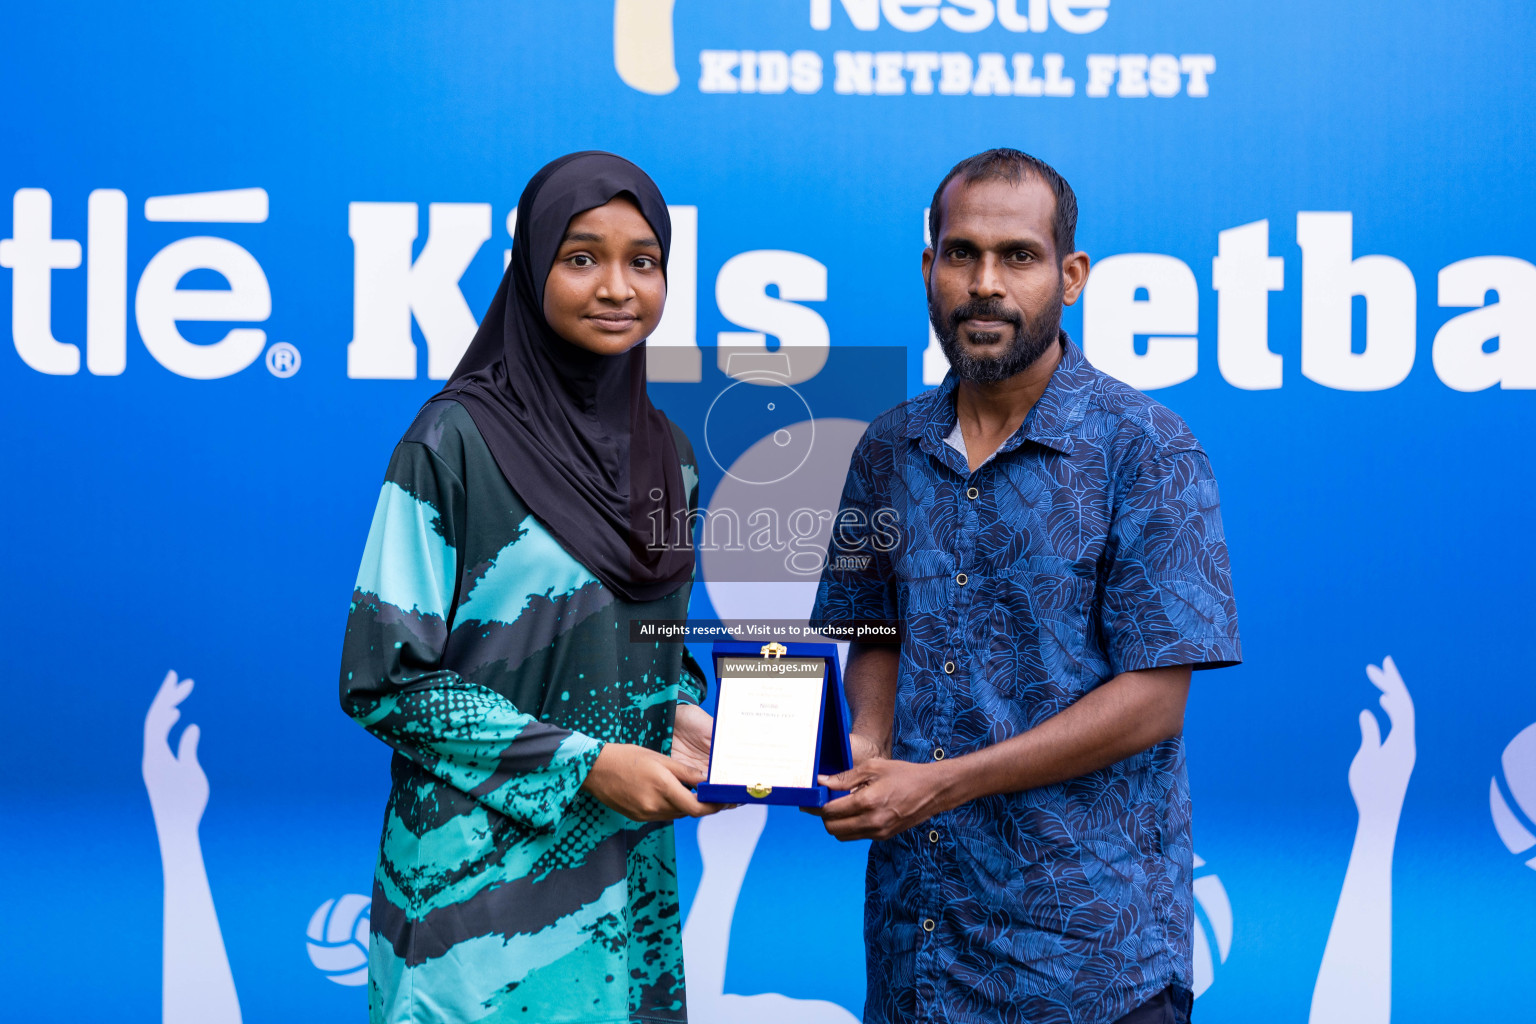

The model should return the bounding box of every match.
[671,703,714,777]
[582,743,724,822]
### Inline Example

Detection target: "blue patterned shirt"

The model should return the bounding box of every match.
[811,336,1241,1024]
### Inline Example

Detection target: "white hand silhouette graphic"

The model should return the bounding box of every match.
[142,670,242,1024]
[1348,656,1417,830]
[144,670,209,837]
[1309,656,1415,1024]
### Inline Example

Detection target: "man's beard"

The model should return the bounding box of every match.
[929,285,1063,384]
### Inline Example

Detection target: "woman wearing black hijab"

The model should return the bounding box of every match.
[340,152,721,1024]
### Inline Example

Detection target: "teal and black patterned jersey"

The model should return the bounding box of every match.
[340,399,706,1024]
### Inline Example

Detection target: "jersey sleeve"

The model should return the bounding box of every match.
[670,419,709,705]
[678,646,708,705]
[339,437,601,832]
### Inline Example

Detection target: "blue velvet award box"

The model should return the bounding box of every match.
[695,641,854,808]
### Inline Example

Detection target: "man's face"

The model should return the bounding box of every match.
[923,176,1084,384]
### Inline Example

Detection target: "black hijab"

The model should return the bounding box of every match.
[435,151,693,603]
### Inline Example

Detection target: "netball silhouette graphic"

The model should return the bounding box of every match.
[1191,853,1233,998]
[1490,722,1536,869]
[306,894,371,986]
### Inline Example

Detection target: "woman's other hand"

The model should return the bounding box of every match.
[582,743,724,821]
[671,702,714,777]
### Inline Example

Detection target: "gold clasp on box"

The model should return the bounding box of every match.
[760,642,787,659]
[746,783,773,798]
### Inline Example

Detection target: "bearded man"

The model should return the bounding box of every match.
[810,149,1243,1024]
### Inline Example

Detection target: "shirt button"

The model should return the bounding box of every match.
[928,829,940,843]
[943,660,955,674]
[966,486,979,500]
[922,917,936,932]
[955,572,968,586]
[933,747,946,761]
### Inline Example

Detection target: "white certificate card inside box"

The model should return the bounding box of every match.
[706,657,828,789]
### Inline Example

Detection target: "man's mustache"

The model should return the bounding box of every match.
[947,299,1024,333]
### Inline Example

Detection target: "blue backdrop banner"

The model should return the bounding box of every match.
[2,2,1534,1022]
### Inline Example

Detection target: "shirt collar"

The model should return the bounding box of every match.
[904,332,1090,459]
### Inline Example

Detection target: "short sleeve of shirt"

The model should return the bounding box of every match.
[809,428,898,634]
[1103,448,1242,674]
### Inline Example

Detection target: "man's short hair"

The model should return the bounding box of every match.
[928,148,1078,260]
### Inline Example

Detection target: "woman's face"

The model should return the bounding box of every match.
[543,196,666,356]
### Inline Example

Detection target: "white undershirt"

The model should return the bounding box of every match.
[945,420,1000,470]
